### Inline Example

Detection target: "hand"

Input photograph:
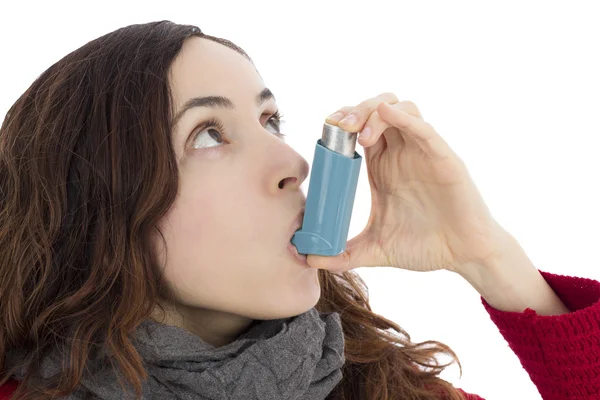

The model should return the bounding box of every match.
[306,93,509,275]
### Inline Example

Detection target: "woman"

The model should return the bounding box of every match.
[0,20,598,400]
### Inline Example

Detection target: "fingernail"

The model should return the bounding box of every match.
[359,126,371,139]
[327,112,344,123]
[339,113,357,126]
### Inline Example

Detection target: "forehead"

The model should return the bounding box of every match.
[169,37,264,109]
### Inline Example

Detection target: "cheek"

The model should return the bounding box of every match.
[154,198,216,293]
[153,191,216,269]
[165,197,213,237]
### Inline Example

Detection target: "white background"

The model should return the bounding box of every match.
[1,1,598,398]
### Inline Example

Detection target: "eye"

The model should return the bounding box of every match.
[191,118,226,150]
[190,112,287,151]
[192,128,225,149]
[266,110,286,140]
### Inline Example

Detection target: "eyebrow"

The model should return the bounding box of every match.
[170,87,276,128]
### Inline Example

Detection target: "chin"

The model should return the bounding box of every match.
[285,289,322,319]
[252,291,322,321]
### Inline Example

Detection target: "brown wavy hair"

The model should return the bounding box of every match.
[0,20,466,399]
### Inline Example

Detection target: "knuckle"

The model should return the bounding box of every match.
[355,98,386,117]
[379,92,399,103]
[352,105,369,117]
[352,99,372,113]
[400,100,422,115]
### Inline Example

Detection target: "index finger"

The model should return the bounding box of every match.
[327,92,400,132]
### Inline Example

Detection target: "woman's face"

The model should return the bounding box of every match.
[151,37,318,346]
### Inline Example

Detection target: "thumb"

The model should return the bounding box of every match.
[305,232,373,273]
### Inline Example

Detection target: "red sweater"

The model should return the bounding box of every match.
[459,270,600,399]
[1,270,599,399]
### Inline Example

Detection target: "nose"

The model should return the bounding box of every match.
[277,156,309,191]
[267,143,309,193]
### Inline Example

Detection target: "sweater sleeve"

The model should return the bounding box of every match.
[477,269,600,400]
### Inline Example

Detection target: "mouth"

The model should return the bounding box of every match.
[288,241,308,264]
[287,208,308,266]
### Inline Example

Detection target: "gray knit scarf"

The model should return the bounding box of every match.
[5,308,346,399]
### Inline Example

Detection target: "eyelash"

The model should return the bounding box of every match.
[190,111,287,147]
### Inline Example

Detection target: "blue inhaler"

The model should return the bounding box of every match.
[291,122,362,256]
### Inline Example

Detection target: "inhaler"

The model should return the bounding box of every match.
[291,122,362,256]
